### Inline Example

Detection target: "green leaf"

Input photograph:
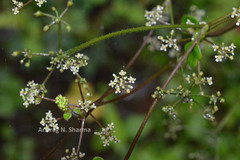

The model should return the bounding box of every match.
[93,156,104,160]
[185,42,202,68]
[181,15,199,24]
[63,112,72,121]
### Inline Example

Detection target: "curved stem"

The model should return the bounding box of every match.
[65,24,204,55]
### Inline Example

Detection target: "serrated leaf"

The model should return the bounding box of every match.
[63,112,72,121]
[93,156,104,160]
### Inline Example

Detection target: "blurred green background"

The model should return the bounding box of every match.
[1,0,240,159]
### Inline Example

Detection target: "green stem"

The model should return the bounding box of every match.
[58,22,62,49]
[65,24,204,55]
[42,67,56,85]
[169,0,174,25]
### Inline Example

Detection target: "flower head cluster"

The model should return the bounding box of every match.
[12,0,23,15]
[185,72,213,86]
[35,0,47,7]
[157,30,179,52]
[145,5,164,26]
[108,70,136,94]
[47,53,89,75]
[231,7,240,26]
[61,148,85,160]
[20,80,47,108]
[94,123,120,147]
[162,105,177,119]
[78,100,96,113]
[12,0,47,15]
[203,91,224,121]
[40,110,59,133]
[212,43,236,62]
[55,95,69,111]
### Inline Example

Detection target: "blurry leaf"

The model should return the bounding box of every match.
[185,42,202,68]
[181,15,199,24]
[93,156,104,160]
[63,112,72,121]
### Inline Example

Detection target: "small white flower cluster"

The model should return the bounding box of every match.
[157,30,179,52]
[12,0,23,15]
[231,7,240,26]
[20,80,46,108]
[61,148,85,160]
[145,5,164,26]
[47,53,89,75]
[185,72,213,86]
[162,105,177,119]
[78,100,96,113]
[212,43,236,62]
[203,92,224,121]
[12,0,47,15]
[94,123,120,147]
[108,70,136,94]
[35,0,47,7]
[40,110,59,133]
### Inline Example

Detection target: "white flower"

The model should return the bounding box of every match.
[157,30,179,52]
[206,77,213,85]
[145,5,164,26]
[94,123,120,147]
[212,43,236,62]
[40,110,59,133]
[231,7,240,26]
[78,100,96,113]
[108,70,136,94]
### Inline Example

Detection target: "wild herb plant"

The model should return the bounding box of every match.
[11,0,240,159]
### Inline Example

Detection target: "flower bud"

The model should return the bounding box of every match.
[43,25,50,32]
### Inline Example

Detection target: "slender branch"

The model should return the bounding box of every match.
[59,23,62,49]
[125,30,154,70]
[42,67,56,85]
[77,76,85,102]
[124,30,203,160]
[90,113,104,128]
[65,24,204,55]
[77,113,86,153]
[169,0,174,25]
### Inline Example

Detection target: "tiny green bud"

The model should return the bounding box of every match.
[12,50,21,56]
[52,7,56,12]
[66,25,71,32]
[67,0,73,8]
[49,51,55,55]
[34,10,43,17]
[25,60,30,67]
[43,25,50,32]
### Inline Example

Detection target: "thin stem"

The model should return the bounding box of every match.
[208,12,232,27]
[42,67,56,85]
[22,0,33,8]
[77,113,86,153]
[216,99,240,133]
[77,76,85,102]
[125,30,154,70]
[124,31,203,160]
[65,24,204,55]
[169,0,174,25]
[43,13,56,19]
[90,113,104,128]
[58,22,62,49]
[60,7,69,18]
